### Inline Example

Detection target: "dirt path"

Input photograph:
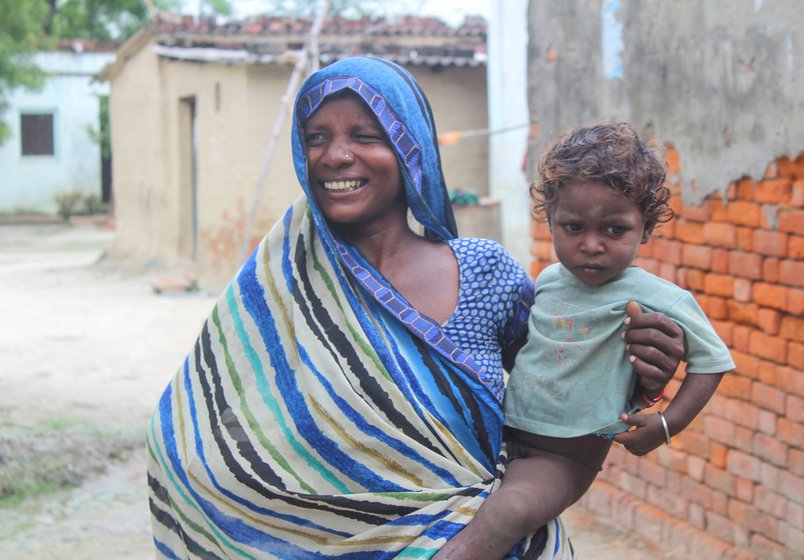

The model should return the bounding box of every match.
[0,221,680,559]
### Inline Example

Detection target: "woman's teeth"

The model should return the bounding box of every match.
[323,179,366,192]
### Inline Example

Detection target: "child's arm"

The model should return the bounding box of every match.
[614,371,727,456]
[433,433,610,560]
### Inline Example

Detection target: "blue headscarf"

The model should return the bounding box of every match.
[291,56,458,242]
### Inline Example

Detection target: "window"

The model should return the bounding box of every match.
[20,113,55,156]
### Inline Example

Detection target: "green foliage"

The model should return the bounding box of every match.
[85,94,110,159]
[0,0,53,143]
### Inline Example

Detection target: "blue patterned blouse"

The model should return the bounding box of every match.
[442,238,534,401]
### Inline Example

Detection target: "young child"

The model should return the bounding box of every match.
[436,122,735,559]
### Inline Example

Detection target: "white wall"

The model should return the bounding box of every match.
[488,0,530,267]
[0,50,114,215]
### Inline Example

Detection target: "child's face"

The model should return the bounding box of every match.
[549,181,651,287]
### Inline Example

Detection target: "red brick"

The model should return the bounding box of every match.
[733,278,752,302]
[736,178,755,200]
[749,330,787,363]
[780,315,804,343]
[755,486,789,519]
[762,257,780,282]
[727,449,762,481]
[750,534,788,560]
[779,259,804,288]
[734,425,754,453]
[728,251,763,279]
[754,178,793,203]
[753,282,788,310]
[791,448,804,477]
[728,498,758,527]
[776,155,798,178]
[786,287,804,315]
[711,442,729,468]
[758,409,778,435]
[753,230,789,257]
[765,161,780,179]
[658,262,676,282]
[638,457,666,486]
[699,295,729,319]
[681,200,712,222]
[757,308,782,335]
[754,434,789,469]
[704,415,737,445]
[711,198,729,221]
[734,477,755,503]
[776,365,803,397]
[731,326,751,352]
[787,394,804,423]
[779,470,804,505]
[792,179,804,206]
[789,341,804,369]
[762,462,782,491]
[727,301,757,325]
[705,510,737,545]
[752,381,787,414]
[692,531,733,559]
[777,418,804,449]
[723,399,760,429]
[736,226,754,251]
[711,319,734,347]
[789,235,804,259]
[650,238,682,264]
[731,351,758,378]
[665,146,680,174]
[727,201,762,227]
[681,243,712,269]
[678,429,711,458]
[679,267,705,291]
[778,208,804,236]
[781,522,804,556]
[712,248,730,273]
[757,362,782,386]
[705,273,734,297]
[675,220,705,244]
[704,222,738,248]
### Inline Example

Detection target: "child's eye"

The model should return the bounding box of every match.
[606,225,628,236]
[562,223,583,233]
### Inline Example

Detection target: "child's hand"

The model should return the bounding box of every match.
[612,412,666,456]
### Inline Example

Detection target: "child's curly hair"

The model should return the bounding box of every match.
[531,122,673,228]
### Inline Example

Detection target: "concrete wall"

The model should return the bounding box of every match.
[0,51,113,215]
[527,0,804,204]
[107,42,489,288]
[488,0,531,266]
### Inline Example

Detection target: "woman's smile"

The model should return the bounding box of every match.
[321,178,368,192]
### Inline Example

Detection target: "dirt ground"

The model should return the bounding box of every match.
[0,220,681,559]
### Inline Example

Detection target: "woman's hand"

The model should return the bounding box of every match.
[623,300,685,395]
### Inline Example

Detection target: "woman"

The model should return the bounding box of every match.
[147,57,683,559]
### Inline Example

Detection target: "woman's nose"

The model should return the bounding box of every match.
[323,138,354,167]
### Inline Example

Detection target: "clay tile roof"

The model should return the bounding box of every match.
[150,12,486,68]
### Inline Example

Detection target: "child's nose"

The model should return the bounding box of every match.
[580,233,605,254]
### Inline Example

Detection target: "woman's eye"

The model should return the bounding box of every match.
[305,133,326,146]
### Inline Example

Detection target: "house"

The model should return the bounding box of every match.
[0,41,116,216]
[98,13,491,288]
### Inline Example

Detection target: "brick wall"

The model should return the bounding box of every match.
[529,151,804,559]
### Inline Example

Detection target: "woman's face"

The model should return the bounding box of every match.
[303,93,406,232]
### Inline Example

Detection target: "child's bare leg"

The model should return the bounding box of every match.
[434,433,610,560]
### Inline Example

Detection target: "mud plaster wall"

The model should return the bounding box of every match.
[526,0,804,204]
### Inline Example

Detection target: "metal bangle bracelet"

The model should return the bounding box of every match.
[658,411,672,446]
